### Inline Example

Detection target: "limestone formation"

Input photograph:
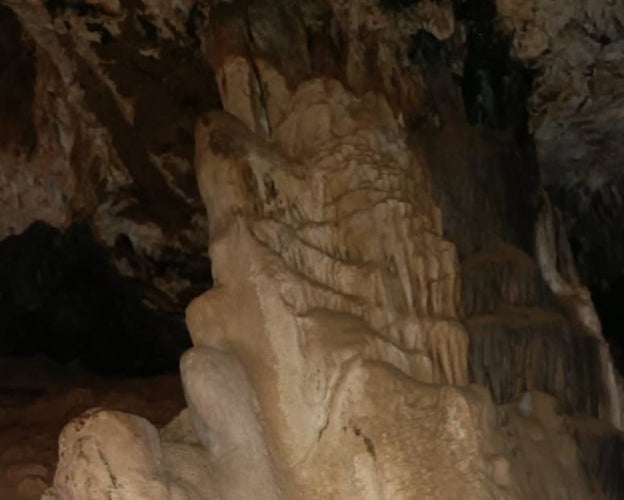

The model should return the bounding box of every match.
[46,55,621,499]
[185,78,480,497]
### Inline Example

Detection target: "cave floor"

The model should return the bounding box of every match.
[0,356,186,499]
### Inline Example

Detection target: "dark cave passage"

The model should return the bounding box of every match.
[0,221,211,377]
[591,279,624,376]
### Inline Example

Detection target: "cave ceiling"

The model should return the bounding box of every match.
[0,0,622,286]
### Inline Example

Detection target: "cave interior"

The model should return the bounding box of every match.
[0,0,623,498]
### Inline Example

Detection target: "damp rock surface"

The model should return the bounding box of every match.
[495,0,624,300]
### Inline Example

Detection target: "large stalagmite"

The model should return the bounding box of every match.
[47,70,493,499]
[3,0,614,498]
[45,64,616,500]
[187,80,477,496]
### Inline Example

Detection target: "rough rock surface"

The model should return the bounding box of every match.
[184,80,477,497]
[0,0,217,313]
[496,0,624,297]
[497,0,624,188]
[0,356,185,499]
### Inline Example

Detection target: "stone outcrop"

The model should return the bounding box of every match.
[496,0,624,189]
[182,79,479,497]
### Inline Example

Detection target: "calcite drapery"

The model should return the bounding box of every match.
[43,71,503,499]
[185,77,482,497]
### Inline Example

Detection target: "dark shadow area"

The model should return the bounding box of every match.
[457,0,533,135]
[409,16,539,259]
[0,221,200,376]
[574,420,624,500]
[0,4,36,153]
[590,279,624,376]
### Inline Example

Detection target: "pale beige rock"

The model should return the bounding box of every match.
[216,56,270,138]
[184,71,509,498]
[535,191,601,335]
[500,392,595,500]
[43,408,221,500]
[172,50,624,496]
[292,363,500,499]
[44,409,173,500]
[160,408,199,446]
[181,347,280,500]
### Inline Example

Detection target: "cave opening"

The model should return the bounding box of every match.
[0,220,212,377]
[0,216,213,495]
[592,278,624,376]
[0,218,213,498]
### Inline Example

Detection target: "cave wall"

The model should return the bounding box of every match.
[408,1,621,426]
[0,0,218,315]
[0,0,218,369]
[495,0,624,379]
[0,0,622,499]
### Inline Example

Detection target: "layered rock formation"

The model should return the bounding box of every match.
[0,0,621,498]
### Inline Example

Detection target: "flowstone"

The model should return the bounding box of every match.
[43,58,621,498]
[185,79,485,497]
